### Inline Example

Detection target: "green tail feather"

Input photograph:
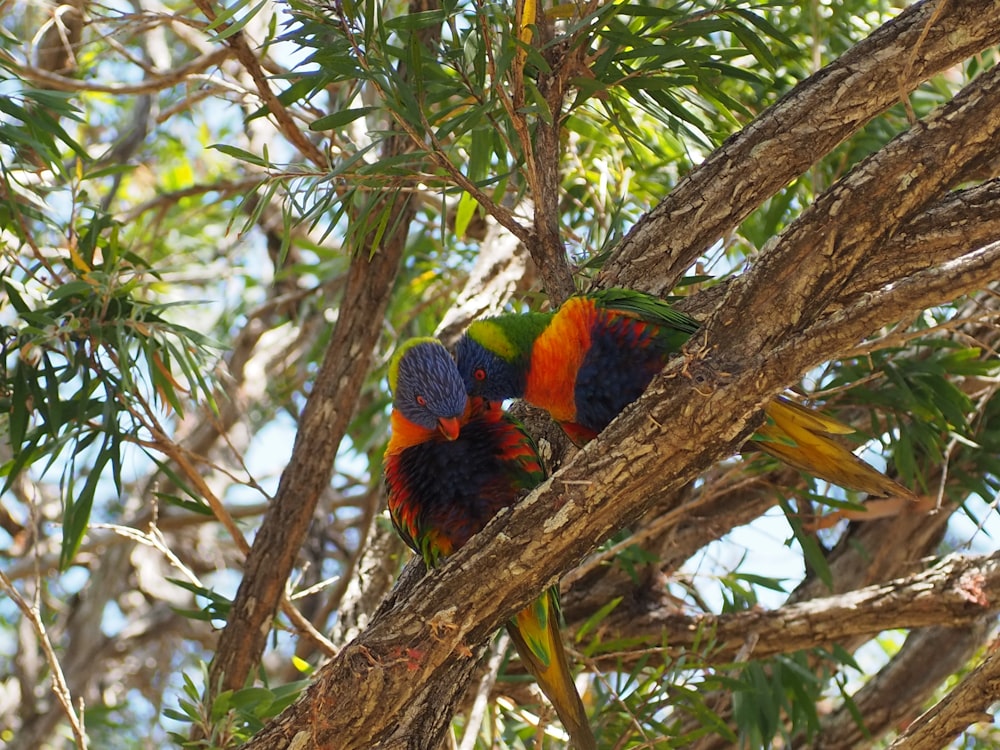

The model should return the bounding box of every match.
[505,591,597,750]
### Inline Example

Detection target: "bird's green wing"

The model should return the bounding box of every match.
[590,287,701,336]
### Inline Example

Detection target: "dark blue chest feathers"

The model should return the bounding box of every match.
[396,421,528,549]
[574,314,674,434]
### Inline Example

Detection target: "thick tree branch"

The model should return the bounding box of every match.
[597,0,1000,294]
[839,178,1000,305]
[704,62,1000,359]
[779,242,1000,381]
[590,550,1000,668]
[674,179,1000,321]
[207,199,411,695]
[812,620,994,749]
[887,636,1000,750]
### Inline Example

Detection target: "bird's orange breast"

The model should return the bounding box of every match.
[524,297,598,423]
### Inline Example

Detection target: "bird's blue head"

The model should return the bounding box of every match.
[389,338,468,439]
[455,322,527,402]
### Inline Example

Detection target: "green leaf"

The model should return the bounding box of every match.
[8,362,30,450]
[310,106,379,131]
[60,428,116,569]
[382,9,447,31]
[210,144,273,168]
[48,279,96,300]
[781,498,833,590]
[205,0,269,41]
[2,278,32,314]
[453,191,477,239]
[577,596,622,645]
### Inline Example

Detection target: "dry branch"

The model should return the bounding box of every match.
[189,0,325,165]
[812,620,994,749]
[206,203,411,695]
[0,570,87,749]
[7,47,233,94]
[888,636,1000,750]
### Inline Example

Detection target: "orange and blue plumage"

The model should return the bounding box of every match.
[383,337,596,749]
[456,288,914,499]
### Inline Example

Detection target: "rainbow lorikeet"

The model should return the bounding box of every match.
[384,338,597,749]
[455,288,914,500]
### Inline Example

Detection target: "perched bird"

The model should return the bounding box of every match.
[384,337,596,749]
[455,288,914,500]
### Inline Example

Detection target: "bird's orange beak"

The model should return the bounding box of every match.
[437,416,461,441]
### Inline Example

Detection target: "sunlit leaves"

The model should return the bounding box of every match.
[268,0,804,270]
[830,338,998,496]
[164,664,311,746]
[1,207,219,567]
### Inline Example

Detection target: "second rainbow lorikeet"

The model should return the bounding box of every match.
[455,288,914,500]
[383,337,596,749]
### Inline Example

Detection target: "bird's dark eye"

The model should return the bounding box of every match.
[416,395,427,406]
[473,368,487,382]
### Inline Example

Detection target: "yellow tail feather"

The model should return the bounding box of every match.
[756,397,915,500]
[506,592,597,750]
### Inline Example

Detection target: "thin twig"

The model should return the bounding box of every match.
[457,635,508,750]
[0,569,88,749]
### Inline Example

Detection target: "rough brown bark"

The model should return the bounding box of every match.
[701,62,1000,363]
[527,30,580,304]
[812,620,994,749]
[588,550,1000,668]
[839,178,1000,305]
[560,180,1000,630]
[887,637,1000,750]
[207,203,410,694]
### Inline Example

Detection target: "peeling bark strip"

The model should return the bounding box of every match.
[598,0,1000,295]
